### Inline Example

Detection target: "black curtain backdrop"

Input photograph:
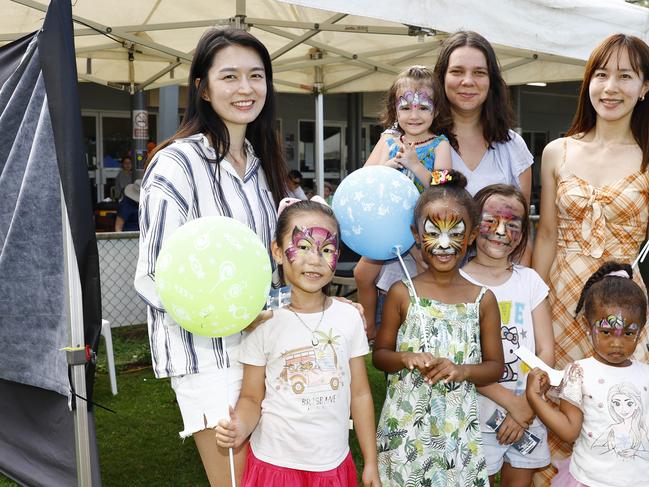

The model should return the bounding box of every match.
[0,0,102,485]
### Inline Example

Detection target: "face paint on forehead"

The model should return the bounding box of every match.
[396,90,434,111]
[284,225,339,271]
[421,212,467,256]
[591,314,640,337]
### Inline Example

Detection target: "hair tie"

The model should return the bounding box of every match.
[431,169,452,186]
[277,195,331,216]
[605,270,630,279]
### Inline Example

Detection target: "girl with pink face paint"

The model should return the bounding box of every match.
[461,184,555,487]
[357,66,453,342]
[215,199,381,487]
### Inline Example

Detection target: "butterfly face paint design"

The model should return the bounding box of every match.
[479,202,523,246]
[396,90,434,112]
[284,226,339,271]
[592,314,640,339]
[421,213,467,255]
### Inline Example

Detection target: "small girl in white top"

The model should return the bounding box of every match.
[527,261,649,487]
[461,184,554,486]
[215,198,381,487]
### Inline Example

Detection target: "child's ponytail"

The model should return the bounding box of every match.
[575,261,646,326]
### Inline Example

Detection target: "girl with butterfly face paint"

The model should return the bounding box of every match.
[356,66,453,342]
[216,199,381,487]
[373,170,504,486]
[460,184,555,487]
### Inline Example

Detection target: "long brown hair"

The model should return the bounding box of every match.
[379,65,438,132]
[567,34,649,172]
[148,28,288,205]
[432,31,515,151]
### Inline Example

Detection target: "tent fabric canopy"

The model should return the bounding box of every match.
[1,0,647,94]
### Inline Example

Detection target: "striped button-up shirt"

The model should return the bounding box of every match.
[134,134,278,378]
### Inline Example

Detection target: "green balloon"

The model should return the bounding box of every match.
[155,216,272,337]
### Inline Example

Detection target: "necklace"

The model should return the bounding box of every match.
[401,134,437,146]
[288,296,327,346]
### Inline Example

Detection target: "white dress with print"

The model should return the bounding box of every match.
[557,357,649,487]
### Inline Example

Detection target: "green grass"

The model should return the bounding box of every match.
[1,325,387,486]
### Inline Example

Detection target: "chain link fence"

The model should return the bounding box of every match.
[97,232,146,327]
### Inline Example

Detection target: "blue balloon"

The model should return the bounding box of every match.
[332,166,420,260]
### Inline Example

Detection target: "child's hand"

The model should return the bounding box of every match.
[361,462,381,487]
[423,358,467,385]
[395,139,419,172]
[526,368,550,400]
[214,406,246,448]
[508,394,535,429]
[401,352,436,373]
[496,414,525,445]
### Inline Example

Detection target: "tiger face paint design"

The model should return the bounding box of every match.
[284,226,339,271]
[421,212,467,256]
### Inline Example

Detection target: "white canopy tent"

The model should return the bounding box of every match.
[2,0,647,193]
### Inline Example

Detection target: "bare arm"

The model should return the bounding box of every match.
[364,133,392,166]
[526,368,582,443]
[518,166,532,206]
[354,257,384,338]
[350,356,381,486]
[372,282,433,373]
[114,215,125,232]
[215,364,266,448]
[532,298,555,367]
[532,140,561,282]
[433,139,452,170]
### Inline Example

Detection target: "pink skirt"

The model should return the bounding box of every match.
[242,447,357,487]
[551,458,589,487]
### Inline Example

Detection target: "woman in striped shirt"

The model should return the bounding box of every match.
[134,28,288,486]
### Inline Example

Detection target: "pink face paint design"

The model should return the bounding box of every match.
[396,90,434,112]
[421,212,467,255]
[591,314,640,338]
[284,226,339,271]
[479,203,523,246]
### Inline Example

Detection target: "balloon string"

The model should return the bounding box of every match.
[632,240,649,269]
[225,344,237,487]
[392,245,428,351]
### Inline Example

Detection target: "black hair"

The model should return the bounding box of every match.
[148,28,288,206]
[413,169,479,228]
[472,184,529,264]
[288,169,303,180]
[575,261,647,327]
[274,200,340,293]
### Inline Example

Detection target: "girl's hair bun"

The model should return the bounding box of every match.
[431,169,467,189]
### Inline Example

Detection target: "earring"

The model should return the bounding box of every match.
[641,95,646,102]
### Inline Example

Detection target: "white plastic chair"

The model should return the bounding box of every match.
[101,319,118,395]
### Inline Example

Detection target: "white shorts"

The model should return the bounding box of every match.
[482,425,551,476]
[170,350,244,439]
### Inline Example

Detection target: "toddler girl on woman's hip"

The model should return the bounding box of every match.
[373,170,504,486]
[356,65,452,341]
[215,199,380,487]
[461,184,554,486]
[527,261,649,487]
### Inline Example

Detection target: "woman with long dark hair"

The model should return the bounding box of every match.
[134,28,288,486]
[432,30,533,202]
[532,33,649,486]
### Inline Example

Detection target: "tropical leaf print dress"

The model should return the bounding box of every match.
[376,284,488,487]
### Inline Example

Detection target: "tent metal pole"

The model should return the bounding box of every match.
[314,64,324,197]
[61,185,92,486]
